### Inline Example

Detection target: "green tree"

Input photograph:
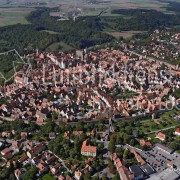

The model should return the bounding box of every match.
[102,173,108,180]
[112,172,120,180]
[133,130,139,138]
[125,126,132,134]
[108,160,116,174]
[22,167,38,180]
[129,139,135,146]
[92,176,99,180]
[108,141,116,153]
[116,135,123,144]
[123,150,131,159]
[83,173,91,180]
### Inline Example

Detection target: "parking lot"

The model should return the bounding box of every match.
[134,146,180,172]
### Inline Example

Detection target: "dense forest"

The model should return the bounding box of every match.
[27,8,113,48]
[159,0,180,13]
[107,9,180,31]
[0,8,113,54]
[0,6,180,54]
[0,24,58,53]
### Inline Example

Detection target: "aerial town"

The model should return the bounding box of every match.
[0,28,179,179]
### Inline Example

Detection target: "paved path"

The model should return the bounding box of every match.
[144,126,176,134]
[0,116,15,121]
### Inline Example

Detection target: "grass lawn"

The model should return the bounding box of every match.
[134,114,179,134]
[46,42,74,52]
[107,31,146,39]
[42,173,55,180]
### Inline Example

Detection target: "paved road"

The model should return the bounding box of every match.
[0,116,15,122]
[93,167,114,179]
[144,126,177,135]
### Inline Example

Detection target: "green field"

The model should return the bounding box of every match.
[46,42,74,52]
[0,0,179,27]
[107,31,147,39]
[0,8,34,27]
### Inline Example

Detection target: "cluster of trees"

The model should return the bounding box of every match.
[173,88,180,99]
[162,1,180,13]
[0,24,58,53]
[0,165,16,180]
[0,54,16,74]
[0,165,38,180]
[27,8,113,49]
[21,167,38,180]
[48,133,105,174]
[48,132,86,159]
[169,139,180,151]
[0,52,24,84]
[46,119,108,158]
[0,7,114,82]
[0,119,39,139]
[105,9,180,31]
[44,120,107,173]
[108,120,146,153]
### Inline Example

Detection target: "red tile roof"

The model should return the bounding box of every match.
[156,132,166,140]
[175,128,180,133]
[81,140,96,153]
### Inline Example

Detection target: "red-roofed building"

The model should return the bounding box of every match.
[27,143,46,158]
[18,154,28,164]
[81,140,97,157]
[167,161,175,168]
[50,163,61,175]
[175,128,180,136]
[156,132,166,141]
[58,175,65,180]
[74,170,82,180]
[1,148,11,156]
[139,139,152,148]
[14,169,25,180]
[21,132,28,139]
[37,162,48,174]
[2,152,13,161]
[73,131,83,136]
[111,153,134,180]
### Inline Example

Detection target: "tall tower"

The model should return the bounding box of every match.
[53,66,57,87]
[42,64,46,83]
[108,109,114,133]
[36,48,39,55]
